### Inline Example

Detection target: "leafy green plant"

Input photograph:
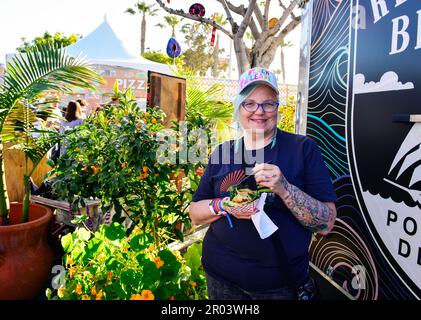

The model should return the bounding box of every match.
[49,87,197,245]
[184,242,208,300]
[47,221,200,300]
[278,95,296,133]
[0,43,102,224]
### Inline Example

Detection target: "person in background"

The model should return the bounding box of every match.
[77,99,89,119]
[59,100,84,155]
[189,67,337,300]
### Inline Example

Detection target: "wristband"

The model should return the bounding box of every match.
[209,198,223,216]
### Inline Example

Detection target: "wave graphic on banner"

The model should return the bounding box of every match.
[307,0,350,179]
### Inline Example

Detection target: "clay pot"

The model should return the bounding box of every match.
[0,203,53,300]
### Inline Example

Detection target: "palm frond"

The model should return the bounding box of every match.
[0,43,102,130]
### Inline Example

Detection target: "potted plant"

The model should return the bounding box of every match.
[0,43,102,299]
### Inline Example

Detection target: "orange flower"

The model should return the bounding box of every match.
[107,271,112,281]
[144,112,150,118]
[142,166,148,173]
[121,162,126,169]
[75,283,83,295]
[139,172,149,180]
[82,167,88,172]
[140,289,155,300]
[154,256,164,269]
[151,131,157,137]
[91,287,97,296]
[151,118,157,124]
[169,295,176,300]
[96,289,103,300]
[154,173,159,177]
[66,256,74,266]
[130,293,142,300]
[190,281,198,287]
[69,267,76,279]
[148,244,155,252]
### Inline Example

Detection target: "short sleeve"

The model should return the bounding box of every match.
[303,138,337,203]
[192,161,215,202]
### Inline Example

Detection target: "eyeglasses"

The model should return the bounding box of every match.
[241,100,280,113]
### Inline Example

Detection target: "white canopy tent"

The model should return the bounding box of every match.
[66,18,173,75]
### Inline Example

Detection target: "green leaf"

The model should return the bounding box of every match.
[142,260,160,288]
[130,233,153,251]
[76,227,91,241]
[104,222,126,241]
[61,233,73,252]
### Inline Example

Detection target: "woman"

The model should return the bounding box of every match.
[59,100,84,155]
[189,67,337,300]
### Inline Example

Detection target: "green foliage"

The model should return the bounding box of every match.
[184,242,207,299]
[180,22,226,76]
[0,43,102,223]
[278,95,296,133]
[49,88,199,245]
[17,32,81,52]
[142,51,184,70]
[48,222,204,300]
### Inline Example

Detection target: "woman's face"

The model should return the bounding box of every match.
[238,85,279,135]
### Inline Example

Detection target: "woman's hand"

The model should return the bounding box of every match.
[221,197,259,220]
[252,163,288,198]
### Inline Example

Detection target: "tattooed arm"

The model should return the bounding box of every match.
[253,163,337,235]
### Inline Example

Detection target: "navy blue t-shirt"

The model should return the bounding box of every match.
[192,129,337,291]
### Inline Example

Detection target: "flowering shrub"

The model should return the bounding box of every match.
[49,88,202,244]
[46,222,204,300]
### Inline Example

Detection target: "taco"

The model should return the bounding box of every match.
[224,185,270,208]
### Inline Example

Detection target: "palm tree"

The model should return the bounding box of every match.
[126,1,159,55]
[0,43,102,224]
[156,15,182,38]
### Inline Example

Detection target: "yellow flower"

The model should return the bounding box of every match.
[81,294,90,300]
[57,287,66,299]
[96,290,103,300]
[130,293,142,300]
[172,250,183,262]
[154,256,164,269]
[75,147,80,152]
[97,252,105,260]
[140,289,155,300]
[75,283,83,295]
[148,244,155,252]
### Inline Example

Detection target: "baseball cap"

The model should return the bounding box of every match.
[237,67,279,95]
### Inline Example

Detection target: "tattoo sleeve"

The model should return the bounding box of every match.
[279,175,334,232]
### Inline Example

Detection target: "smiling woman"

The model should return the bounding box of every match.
[188,66,338,300]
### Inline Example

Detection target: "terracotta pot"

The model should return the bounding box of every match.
[0,202,54,300]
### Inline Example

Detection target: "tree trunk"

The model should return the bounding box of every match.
[141,13,146,55]
[233,37,249,75]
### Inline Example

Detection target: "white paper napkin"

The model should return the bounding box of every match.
[251,193,279,239]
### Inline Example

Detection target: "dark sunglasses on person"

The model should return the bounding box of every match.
[241,100,280,113]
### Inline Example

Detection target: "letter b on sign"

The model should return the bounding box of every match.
[351,265,366,290]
